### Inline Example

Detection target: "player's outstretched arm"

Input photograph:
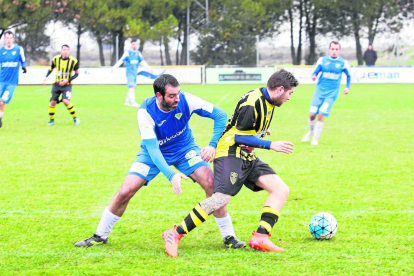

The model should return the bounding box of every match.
[270,141,294,154]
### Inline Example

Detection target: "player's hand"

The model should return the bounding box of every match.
[343,88,349,94]
[312,74,317,81]
[59,79,68,86]
[43,78,47,85]
[22,67,27,73]
[170,173,188,195]
[270,141,294,154]
[201,146,216,163]
[266,129,271,136]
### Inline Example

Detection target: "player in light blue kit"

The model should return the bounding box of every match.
[0,31,27,128]
[302,41,351,145]
[112,39,152,107]
[75,74,245,249]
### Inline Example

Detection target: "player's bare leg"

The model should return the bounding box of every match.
[0,101,5,128]
[190,166,246,248]
[248,174,289,252]
[163,192,231,257]
[74,175,147,247]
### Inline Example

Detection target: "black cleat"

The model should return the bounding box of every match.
[224,235,246,249]
[74,234,107,247]
[0,117,2,128]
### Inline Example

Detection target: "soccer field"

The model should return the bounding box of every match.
[1,83,413,275]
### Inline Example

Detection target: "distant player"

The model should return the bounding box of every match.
[112,39,152,107]
[0,31,27,128]
[43,44,80,126]
[163,69,299,257]
[301,41,351,145]
[74,74,245,249]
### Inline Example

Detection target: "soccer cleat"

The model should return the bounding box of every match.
[124,102,132,106]
[0,117,2,128]
[248,231,284,252]
[47,119,54,126]
[311,139,318,146]
[301,132,313,142]
[74,118,81,126]
[74,234,107,247]
[224,235,246,249]
[163,226,184,257]
[130,103,141,108]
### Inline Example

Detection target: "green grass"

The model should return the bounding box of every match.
[1,83,413,275]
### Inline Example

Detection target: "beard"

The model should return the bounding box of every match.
[161,98,178,111]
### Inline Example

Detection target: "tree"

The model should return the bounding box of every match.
[192,0,286,66]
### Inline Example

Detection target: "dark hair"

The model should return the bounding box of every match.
[329,41,340,49]
[153,74,180,96]
[62,44,70,49]
[267,69,299,91]
[131,39,137,43]
[4,31,14,37]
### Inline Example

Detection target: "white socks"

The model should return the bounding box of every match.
[0,111,4,118]
[309,118,316,134]
[214,213,236,241]
[313,121,324,141]
[96,207,120,239]
[125,88,136,104]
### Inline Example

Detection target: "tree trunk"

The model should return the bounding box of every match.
[111,29,124,66]
[295,0,303,65]
[288,8,296,65]
[139,39,145,52]
[160,38,165,66]
[352,18,363,65]
[180,16,188,65]
[96,31,105,66]
[305,10,318,65]
[76,23,82,61]
[164,36,172,65]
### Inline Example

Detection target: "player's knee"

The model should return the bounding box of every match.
[279,182,290,200]
[117,186,136,202]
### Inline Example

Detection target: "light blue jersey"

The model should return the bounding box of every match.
[0,44,26,104]
[113,49,149,87]
[309,56,351,117]
[127,91,227,183]
[313,56,351,98]
[0,44,26,85]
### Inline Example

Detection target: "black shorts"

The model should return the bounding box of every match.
[213,156,276,196]
[50,83,72,103]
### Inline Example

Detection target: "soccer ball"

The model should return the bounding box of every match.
[309,212,338,240]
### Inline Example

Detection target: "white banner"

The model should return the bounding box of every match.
[283,66,414,84]
[18,66,203,85]
[206,67,276,84]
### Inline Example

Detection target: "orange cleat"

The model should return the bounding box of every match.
[163,226,184,257]
[248,231,284,252]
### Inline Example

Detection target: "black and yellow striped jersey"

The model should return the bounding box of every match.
[49,55,79,84]
[215,88,275,160]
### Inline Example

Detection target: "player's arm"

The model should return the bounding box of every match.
[138,52,152,73]
[311,57,323,81]
[68,61,80,83]
[233,102,293,154]
[138,109,186,194]
[111,52,128,72]
[183,92,227,162]
[43,58,56,85]
[19,47,27,73]
[343,60,351,94]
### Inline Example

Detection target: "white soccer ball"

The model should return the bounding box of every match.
[309,212,338,240]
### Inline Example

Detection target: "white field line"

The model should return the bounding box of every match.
[0,209,413,217]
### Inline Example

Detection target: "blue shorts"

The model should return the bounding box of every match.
[309,95,337,117]
[126,74,137,87]
[0,83,17,104]
[127,145,210,184]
